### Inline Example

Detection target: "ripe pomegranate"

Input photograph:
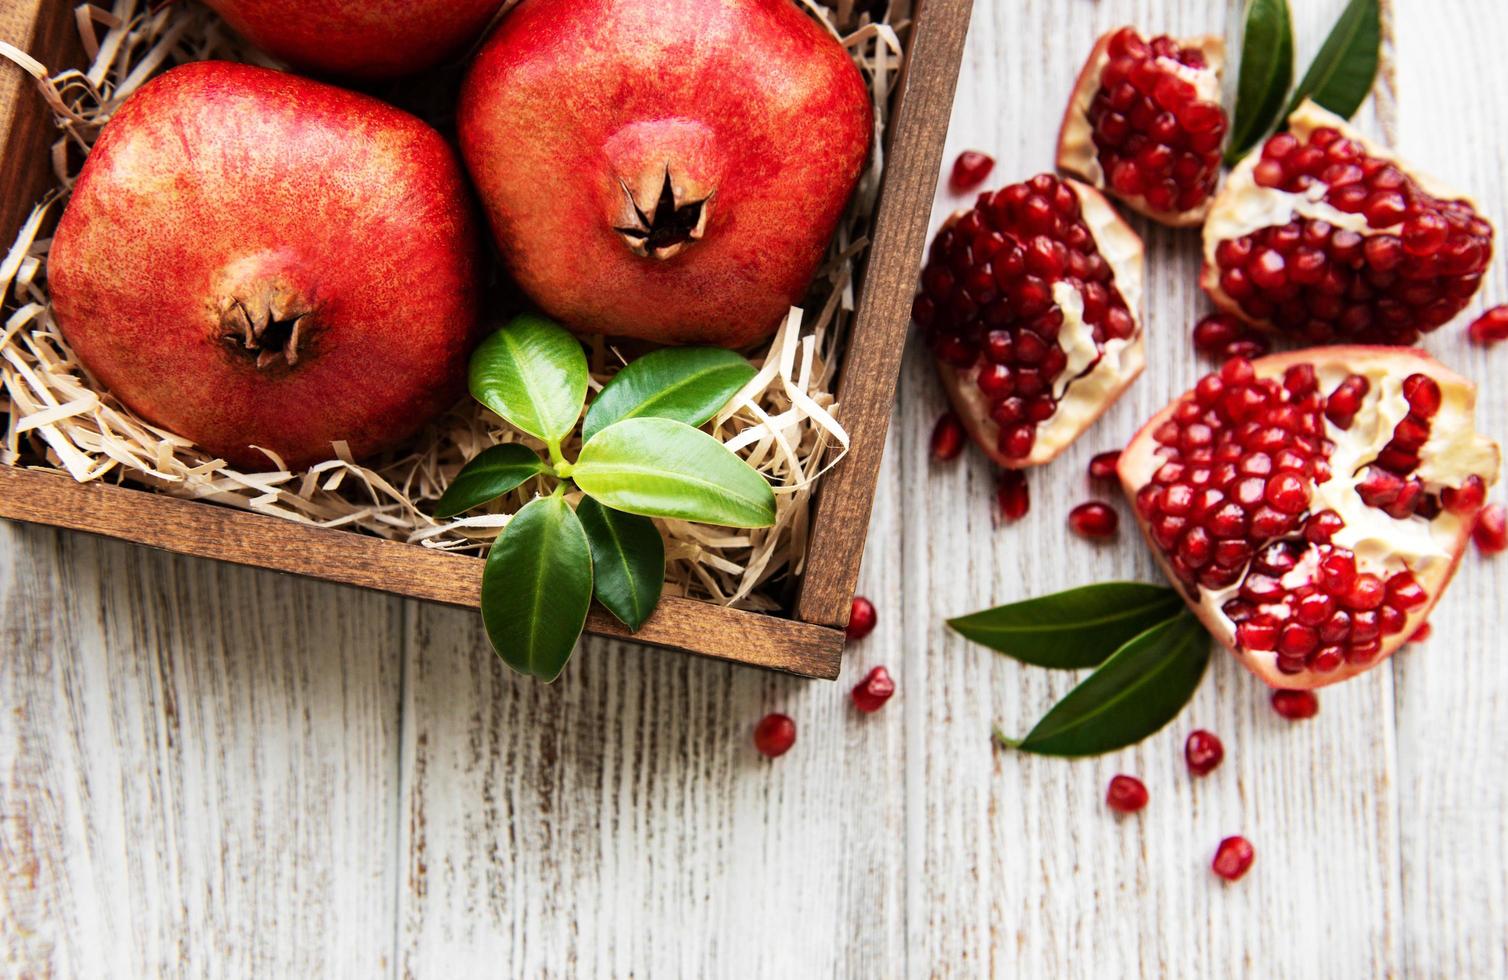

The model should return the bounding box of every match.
[48,62,480,470]
[458,0,871,348]
[913,174,1146,467]
[1057,26,1226,226]
[201,0,502,79]
[1203,101,1494,345]
[1119,348,1500,689]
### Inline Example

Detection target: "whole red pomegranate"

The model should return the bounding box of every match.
[202,0,502,79]
[49,62,480,470]
[913,174,1145,467]
[1057,27,1227,226]
[1203,101,1494,344]
[1119,348,1500,689]
[457,0,872,348]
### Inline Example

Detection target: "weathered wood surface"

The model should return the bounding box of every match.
[4,0,1507,976]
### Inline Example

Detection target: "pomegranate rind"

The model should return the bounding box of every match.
[936,179,1146,468]
[1201,100,1492,332]
[1119,346,1500,689]
[1057,31,1225,228]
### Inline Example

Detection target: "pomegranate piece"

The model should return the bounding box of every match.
[1469,305,1508,344]
[1271,689,1319,720]
[998,470,1031,520]
[950,150,996,193]
[914,174,1146,467]
[1119,347,1500,689]
[1057,26,1227,226]
[1185,729,1224,775]
[931,411,966,461]
[1475,503,1507,554]
[753,713,796,758]
[1089,450,1122,480]
[1105,774,1149,813]
[1212,836,1255,881]
[852,666,896,713]
[1203,101,1494,345]
[1069,500,1119,538]
[847,595,878,640]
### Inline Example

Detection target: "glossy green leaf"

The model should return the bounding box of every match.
[582,346,756,443]
[1226,0,1295,164]
[577,496,664,631]
[995,612,1210,758]
[948,582,1185,669]
[481,494,593,682]
[573,417,776,528]
[1283,0,1380,122]
[434,443,551,518]
[468,314,588,445]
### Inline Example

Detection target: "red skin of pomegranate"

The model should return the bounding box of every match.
[458,0,872,348]
[1119,347,1500,690]
[202,0,503,79]
[48,62,480,470]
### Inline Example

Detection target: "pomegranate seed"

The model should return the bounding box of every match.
[1409,622,1432,643]
[998,469,1030,520]
[847,595,878,640]
[1442,475,1486,514]
[949,150,995,193]
[1185,729,1224,776]
[1068,500,1119,538]
[1212,836,1255,881]
[1469,304,1508,344]
[1401,374,1441,418]
[753,713,796,758]
[1088,450,1121,480]
[1105,774,1149,813]
[851,666,896,713]
[930,411,965,461]
[1474,503,1507,554]
[1192,313,1245,355]
[1271,688,1319,720]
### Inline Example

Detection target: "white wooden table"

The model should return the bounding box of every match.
[4,0,1506,975]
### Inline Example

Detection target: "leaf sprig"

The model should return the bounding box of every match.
[445,313,769,681]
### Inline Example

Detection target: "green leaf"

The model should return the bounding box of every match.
[434,443,551,518]
[481,494,593,682]
[573,417,777,528]
[468,314,588,445]
[1225,0,1295,165]
[1283,0,1380,122]
[582,346,756,444]
[576,496,664,631]
[995,612,1210,758]
[948,582,1185,669]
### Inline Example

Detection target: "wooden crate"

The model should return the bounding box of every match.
[0,0,973,679]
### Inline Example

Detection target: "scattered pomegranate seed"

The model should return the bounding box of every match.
[1468,304,1508,344]
[1474,503,1507,554]
[753,713,796,758]
[1191,313,1269,360]
[1212,836,1255,881]
[847,595,878,640]
[1105,774,1149,813]
[1069,500,1119,538]
[949,149,995,193]
[1408,622,1432,644]
[1271,688,1319,720]
[1185,729,1224,776]
[852,665,896,713]
[998,469,1030,520]
[930,410,966,461]
[1088,450,1121,480]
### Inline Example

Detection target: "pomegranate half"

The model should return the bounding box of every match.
[1057,26,1227,227]
[1119,348,1500,689]
[48,62,481,470]
[1202,101,1494,345]
[457,0,872,348]
[913,174,1145,467]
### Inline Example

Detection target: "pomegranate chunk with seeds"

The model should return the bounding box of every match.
[753,713,796,758]
[1106,774,1149,813]
[1212,836,1255,881]
[852,666,896,713]
[1057,26,1227,226]
[1469,305,1508,344]
[949,150,995,193]
[1118,347,1500,689]
[1185,729,1224,775]
[1203,101,1494,345]
[913,173,1146,467]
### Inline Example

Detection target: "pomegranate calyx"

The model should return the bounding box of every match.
[218,288,317,371]
[613,169,712,260]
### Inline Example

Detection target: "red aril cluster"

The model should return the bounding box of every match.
[1203,102,1493,345]
[914,174,1145,467]
[1469,305,1508,344]
[1058,27,1226,225]
[950,150,995,193]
